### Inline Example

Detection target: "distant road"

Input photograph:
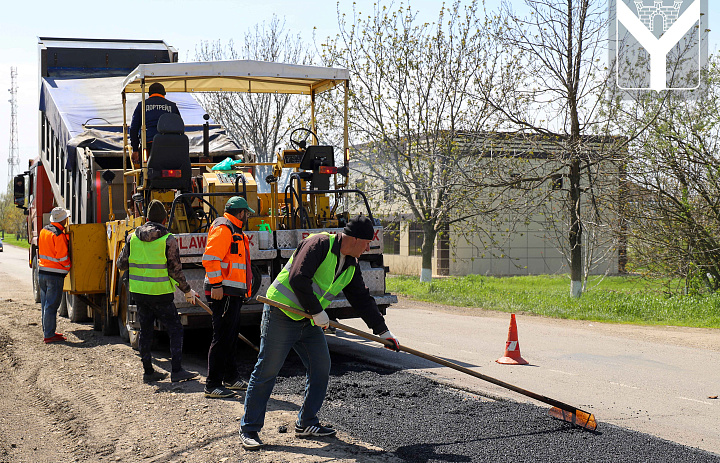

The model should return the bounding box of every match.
[0,243,32,286]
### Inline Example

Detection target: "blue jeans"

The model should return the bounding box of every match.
[39,273,65,339]
[241,304,331,432]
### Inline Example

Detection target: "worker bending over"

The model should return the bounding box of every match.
[202,196,253,398]
[117,200,198,383]
[239,215,400,450]
[38,207,72,343]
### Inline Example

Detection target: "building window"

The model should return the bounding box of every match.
[381,220,400,255]
[409,221,424,256]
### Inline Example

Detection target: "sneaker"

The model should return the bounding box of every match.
[240,431,265,450]
[204,386,235,398]
[295,423,336,437]
[223,379,248,391]
[143,371,168,383]
[171,369,198,383]
[43,333,66,344]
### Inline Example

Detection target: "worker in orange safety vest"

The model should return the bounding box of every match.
[38,207,72,343]
[202,196,253,398]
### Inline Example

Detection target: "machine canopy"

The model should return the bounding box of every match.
[121,60,350,95]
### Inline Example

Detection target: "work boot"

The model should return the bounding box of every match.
[143,370,168,383]
[171,369,198,383]
[240,431,265,450]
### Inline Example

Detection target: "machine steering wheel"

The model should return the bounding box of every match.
[189,198,218,233]
[289,127,318,151]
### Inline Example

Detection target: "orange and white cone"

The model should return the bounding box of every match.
[496,313,528,365]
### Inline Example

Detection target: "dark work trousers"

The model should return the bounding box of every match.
[137,298,184,373]
[206,295,243,388]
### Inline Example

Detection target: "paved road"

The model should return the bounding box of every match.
[0,242,31,282]
[329,297,720,455]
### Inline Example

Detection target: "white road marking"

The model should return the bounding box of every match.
[609,382,639,389]
[678,396,713,405]
[547,369,576,376]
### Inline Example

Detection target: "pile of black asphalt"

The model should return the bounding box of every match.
[234,347,720,463]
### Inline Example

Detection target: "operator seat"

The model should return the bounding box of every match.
[146,113,191,191]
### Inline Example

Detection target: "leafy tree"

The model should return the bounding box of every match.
[322,0,496,281]
[0,188,25,239]
[614,56,720,293]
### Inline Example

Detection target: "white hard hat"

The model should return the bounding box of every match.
[49,207,70,223]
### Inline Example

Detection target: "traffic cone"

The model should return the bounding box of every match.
[496,313,528,365]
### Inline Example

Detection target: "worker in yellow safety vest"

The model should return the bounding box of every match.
[239,215,400,450]
[38,207,72,343]
[117,200,198,383]
[201,196,253,399]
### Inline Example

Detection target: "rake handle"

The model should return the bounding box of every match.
[256,295,596,430]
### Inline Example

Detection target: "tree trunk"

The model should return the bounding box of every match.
[420,223,437,283]
[569,157,583,297]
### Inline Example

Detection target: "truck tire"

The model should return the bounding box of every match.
[58,293,68,318]
[116,279,139,350]
[67,294,89,322]
[32,255,41,303]
[117,281,130,341]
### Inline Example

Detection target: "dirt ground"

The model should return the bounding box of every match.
[0,275,400,463]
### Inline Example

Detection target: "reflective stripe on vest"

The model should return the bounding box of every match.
[202,216,250,296]
[38,224,71,274]
[128,233,175,295]
[266,233,355,321]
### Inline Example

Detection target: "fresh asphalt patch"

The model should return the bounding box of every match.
[229,344,720,463]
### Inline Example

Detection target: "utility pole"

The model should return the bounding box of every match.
[8,66,20,189]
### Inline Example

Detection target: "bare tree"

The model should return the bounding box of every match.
[475,0,624,296]
[195,16,314,192]
[321,0,497,282]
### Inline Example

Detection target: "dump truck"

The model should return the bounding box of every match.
[14,37,396,347]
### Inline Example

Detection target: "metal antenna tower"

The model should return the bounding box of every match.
[8,66,20,185]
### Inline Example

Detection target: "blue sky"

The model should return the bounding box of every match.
[0,0,715,189]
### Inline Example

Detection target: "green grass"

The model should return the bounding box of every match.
[387,274,720,328]
[1,233,30,249]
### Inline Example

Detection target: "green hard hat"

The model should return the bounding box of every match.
[225,196,255,213]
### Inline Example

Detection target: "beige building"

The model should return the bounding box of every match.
[353,133,625,277]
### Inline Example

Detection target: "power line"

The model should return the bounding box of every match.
[8,66,20,185]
